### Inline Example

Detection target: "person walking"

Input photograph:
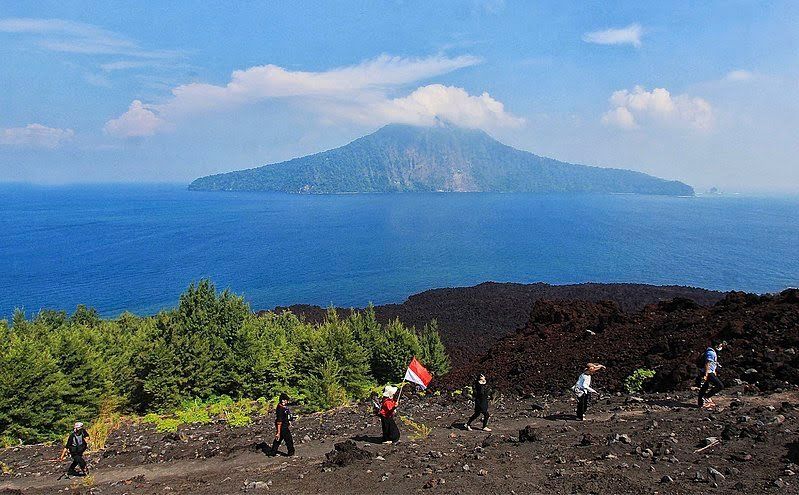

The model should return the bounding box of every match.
[573,363,605,421]
[378,385,400,444]
[465,373,492,431]
[60,422,89,477]
[698,339,725,409]
[269,393,295,456]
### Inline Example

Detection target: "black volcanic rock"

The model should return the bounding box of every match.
[441,289,799,394]
[271,281,724,367]
[189,124,693,196]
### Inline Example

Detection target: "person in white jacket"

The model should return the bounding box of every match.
[573,363,605,421]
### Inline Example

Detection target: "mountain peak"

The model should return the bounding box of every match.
[189,126,693,196]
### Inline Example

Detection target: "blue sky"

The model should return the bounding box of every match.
[1,0,797,191]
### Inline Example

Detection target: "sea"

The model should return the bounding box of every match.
[1,183,797,319]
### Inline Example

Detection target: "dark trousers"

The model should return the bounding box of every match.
[698,373,724,406]
[576,393,590,420]
[68,454,87,475]
[467,403,490,428]
[380,416,400,442]
[270,426,295,456]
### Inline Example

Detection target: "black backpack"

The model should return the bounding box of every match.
[695,349,709,369]
[69,431,87,454]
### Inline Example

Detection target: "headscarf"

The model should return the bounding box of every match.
[382,385,398,398]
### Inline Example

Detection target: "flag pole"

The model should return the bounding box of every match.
[395,382,406,405]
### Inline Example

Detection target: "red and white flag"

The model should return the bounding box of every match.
[404,357,433,389]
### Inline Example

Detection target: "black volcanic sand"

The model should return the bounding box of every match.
[442,289,799,395]
[273,282,724,367]
[2,389,797,494]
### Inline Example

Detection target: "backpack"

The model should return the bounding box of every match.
[695,348,713,369]
[69,431,87,454]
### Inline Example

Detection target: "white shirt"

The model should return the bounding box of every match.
[574,373,596,396]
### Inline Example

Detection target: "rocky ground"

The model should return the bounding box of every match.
[443,289,799,394]
[3,285,796,494]
[1,386,797,494]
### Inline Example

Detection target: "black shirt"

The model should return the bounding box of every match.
[473,382,491,406]
[66,429,89,454]
[275,404,290,426]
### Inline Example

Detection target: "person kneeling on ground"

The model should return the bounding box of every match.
[60,422,89,477]
[698,339,725,409]
[270,393,295,456]
[573,363,605,421]
[379,385,401,444]
[465,373,492,431]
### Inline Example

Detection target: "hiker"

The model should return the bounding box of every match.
[465,373,492,431]
[270,393,295,456]
[573,363,605,421]
[60,422,89,477]
[378,385,400,444]
[698,339,725,409]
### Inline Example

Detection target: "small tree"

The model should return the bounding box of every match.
[300,359,348,411]
[295,309,373,401]
[417,320,451,376]
[624,368,656,394]
[0,334,67,442]
[370,319,422,383]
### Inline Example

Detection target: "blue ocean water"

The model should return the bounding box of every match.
[0,184,797,318]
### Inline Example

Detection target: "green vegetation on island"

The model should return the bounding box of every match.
[0,280,450,444]
[189,123,694,196]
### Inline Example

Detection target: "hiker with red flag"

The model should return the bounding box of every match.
[378,384,400,444]
[377,357,433,444]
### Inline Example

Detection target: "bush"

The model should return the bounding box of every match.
[300,359,349,411]
[0,279,449,442]
[368,318,421,383]
[417,320,451,376]
[0,332,67,443]
[624,368,656,394]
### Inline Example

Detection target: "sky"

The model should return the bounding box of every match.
[1,0,797,192]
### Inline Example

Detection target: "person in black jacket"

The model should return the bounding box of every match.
[60,422,89,476]
[269,393,295,456]
[465,373,492,431]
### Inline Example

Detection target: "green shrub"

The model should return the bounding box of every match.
[0,279,449,442]
[624,368,656,394]
[0,333,67,443]
[176,399,211,425]
[417,320,451,376]
[300,359,349,411]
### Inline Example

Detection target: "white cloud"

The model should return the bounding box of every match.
[157,54,481,116]
[0,123,74,148]
[105,54,522,135]
[104,100,166,137]
[600,106,637,129]
[725,69,754,82]
[583,24,643,47]
[0,17,179,58]
[374,84,523,128]
[601,86,714,131]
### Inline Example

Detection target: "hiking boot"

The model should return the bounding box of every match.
[482,427,492,432]
[382,440,393,445]
[465,424,472,431]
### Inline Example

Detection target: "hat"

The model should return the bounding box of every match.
[383,385,398,398]
[74,422,83,429]
[586,363,606,373]
[279,393,290,402]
